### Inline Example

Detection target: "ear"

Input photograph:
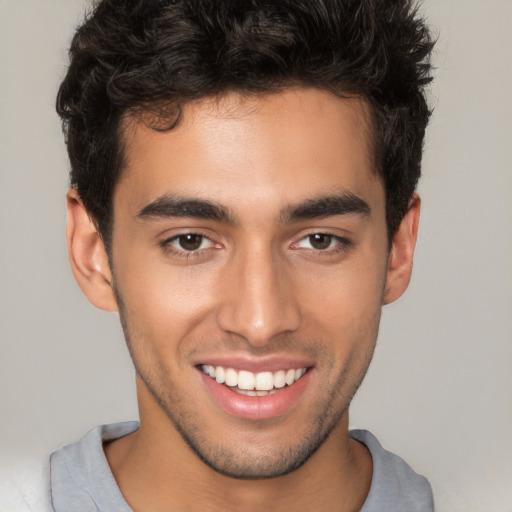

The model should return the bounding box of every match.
[383,194,421,305]
[66,188,118,312]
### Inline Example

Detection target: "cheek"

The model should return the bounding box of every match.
[299,257,387,330]
[114,260,221,362]
[294,255,386,383]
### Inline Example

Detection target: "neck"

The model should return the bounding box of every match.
[105,387,372,512]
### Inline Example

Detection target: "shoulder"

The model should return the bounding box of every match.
[50,421,139,512]
[350,429,434,512]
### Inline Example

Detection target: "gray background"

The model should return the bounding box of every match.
[1,1,511,510]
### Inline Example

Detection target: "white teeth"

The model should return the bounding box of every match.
[215,366,225,384]
[237,389,277,397]
[238,370,255,390]
[285,369,295,386]
[236,389,253,396]
[295,368,305,381]
[274,370,286,388]
[201,365,308,392]
[255,371,273,391]
[225,368,238,387]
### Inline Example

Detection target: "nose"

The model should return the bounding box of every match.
[216,247,302,347]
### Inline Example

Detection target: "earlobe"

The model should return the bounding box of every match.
[383,194,421,305]
[66,188,118,312]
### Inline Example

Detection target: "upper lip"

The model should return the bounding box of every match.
[192,355,314,373]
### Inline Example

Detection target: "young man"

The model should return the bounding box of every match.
[51,0,435,510]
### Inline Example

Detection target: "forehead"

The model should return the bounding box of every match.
[116,88,383,219]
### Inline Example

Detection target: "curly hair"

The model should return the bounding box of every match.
[57,0,434,249]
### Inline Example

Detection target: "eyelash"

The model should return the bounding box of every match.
[291,233,353,254]
[160,232,217,259]
[159,232,353,259]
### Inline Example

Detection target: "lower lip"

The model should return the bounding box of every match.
[199,369,312,421]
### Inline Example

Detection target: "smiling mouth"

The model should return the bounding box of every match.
[200,365,309,396]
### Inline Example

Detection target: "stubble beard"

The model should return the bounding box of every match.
[113,284,377,480]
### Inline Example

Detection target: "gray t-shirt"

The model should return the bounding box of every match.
[50,422,434,511]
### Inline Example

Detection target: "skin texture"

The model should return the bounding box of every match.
[66,88,420,512]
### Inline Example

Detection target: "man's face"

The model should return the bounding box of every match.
[110,88,390,478]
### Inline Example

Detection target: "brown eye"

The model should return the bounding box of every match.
[178,234,204,251]
[308,234,333,250]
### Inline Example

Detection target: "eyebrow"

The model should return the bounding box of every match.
[136,195,236,224]
[281,192,371,222]
[136,191,371,224]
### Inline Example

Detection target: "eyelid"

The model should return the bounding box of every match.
[166,233,214,250]
[157,228,353,260]
[158,227,215,245]
[290,231,353,252]
[159,230,222,259]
